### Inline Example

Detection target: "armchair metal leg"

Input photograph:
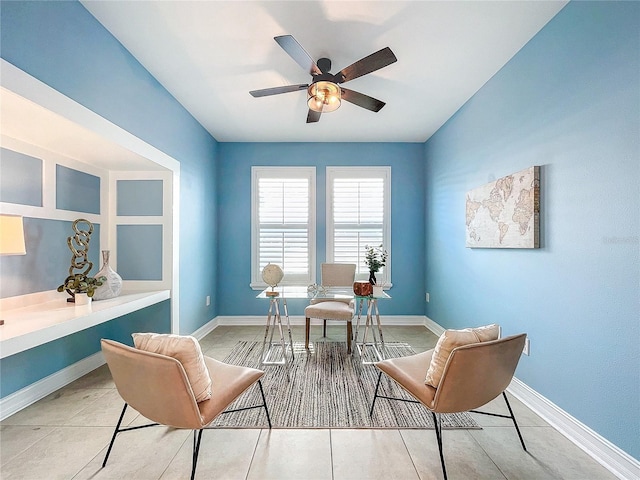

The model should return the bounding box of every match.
[305,317,310,349]
[102,402,160,469]
[369,371,383,416]
[102,402,128,467]
[323,319,327,337]
[258,379,272,429]
[470,392,527,452]
[191,429,203,480]
[431,412,448,480]
[502,392,527,451]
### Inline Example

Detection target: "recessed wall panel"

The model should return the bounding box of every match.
[117,179,163,216]
[117,225,162,280]
[56,165,100,214]
[0,148,43,206]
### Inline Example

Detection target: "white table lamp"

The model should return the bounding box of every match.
[0,214,26,325]
[0,215,26,256]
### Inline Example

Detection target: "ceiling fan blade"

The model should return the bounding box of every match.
[250,84,308,97]
[274,35,322,76]
[340,88,386,112]
[307,109,321,123]
[334,47,397,84]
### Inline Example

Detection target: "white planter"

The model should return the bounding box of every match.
[74,293,92,307]
[372,285,384,297]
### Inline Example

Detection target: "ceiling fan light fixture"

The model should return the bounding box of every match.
[307,81,341,113]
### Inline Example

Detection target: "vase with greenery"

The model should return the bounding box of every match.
[364,244,388,285]
[57,273,107,302]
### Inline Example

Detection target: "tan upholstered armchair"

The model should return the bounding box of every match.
[304,263,356,353]
[101,339,271,480]
[370,333,527,480]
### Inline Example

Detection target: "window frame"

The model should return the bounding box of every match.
[326,166,391,286]
[250,166,316,288]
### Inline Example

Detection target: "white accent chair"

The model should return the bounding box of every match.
[101,339,271,480]
[304,263,356,353]
[370,334,528,480]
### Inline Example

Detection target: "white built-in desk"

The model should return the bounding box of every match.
[0,290,170,359]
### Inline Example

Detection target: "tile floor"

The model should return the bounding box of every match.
[0,325,618,479]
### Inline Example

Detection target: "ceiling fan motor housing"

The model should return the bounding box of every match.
[316,57,332,74]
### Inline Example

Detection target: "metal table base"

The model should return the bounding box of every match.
[354,297,385,365]
[258,296,295,369]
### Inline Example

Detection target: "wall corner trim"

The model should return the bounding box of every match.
[424,316,639,480]
[508,378,640,480]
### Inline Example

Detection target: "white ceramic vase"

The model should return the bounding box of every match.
[93,250,123,300]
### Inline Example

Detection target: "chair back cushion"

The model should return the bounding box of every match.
[432,333,527,413]
[321,263,356,286]
[101,339,205,429]
[132,333,212,402]
[425,324,499,388]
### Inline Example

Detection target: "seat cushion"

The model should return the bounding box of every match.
[375,350,438,409]
[424,324,500,388]
[198,356,264,424]
[309,297,355,308]
[132,333,212,402]
[305,301,354,321]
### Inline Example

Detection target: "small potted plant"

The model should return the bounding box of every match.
[57,273,106,305]
[364,244,388,289]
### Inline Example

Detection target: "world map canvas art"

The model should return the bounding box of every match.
[466,166,540,248]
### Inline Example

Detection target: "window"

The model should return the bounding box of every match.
[326,167,391,285]
[251,167,316,287]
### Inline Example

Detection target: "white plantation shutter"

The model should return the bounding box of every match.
[327,167,391,283]
[252,167,315,286]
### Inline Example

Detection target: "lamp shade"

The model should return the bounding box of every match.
[0,215,26,255]
[307,81,341,113]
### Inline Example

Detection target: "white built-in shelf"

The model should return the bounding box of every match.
[0,290,170,359]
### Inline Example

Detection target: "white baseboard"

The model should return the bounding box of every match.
[214,315,428,327]
[190,316,220,340]
[215,315,266,326]
[508,378,640,480]
[0,351,105,421]
[425,316,639,480]
[424,315,446,336]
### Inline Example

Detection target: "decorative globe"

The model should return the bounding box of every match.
[261,263,284,288]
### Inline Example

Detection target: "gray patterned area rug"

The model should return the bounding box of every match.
[210,341,480,429]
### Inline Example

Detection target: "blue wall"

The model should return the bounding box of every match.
[0,0,219,399]
[1,0,219,336]
[424,1,639,458]
[217,142,425,316]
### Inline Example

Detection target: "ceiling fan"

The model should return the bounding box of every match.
[250,35,397,123]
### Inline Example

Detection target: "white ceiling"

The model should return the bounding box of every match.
[82,1,567,143]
